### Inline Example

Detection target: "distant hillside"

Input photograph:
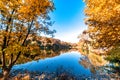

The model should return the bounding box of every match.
[27,35,77,50]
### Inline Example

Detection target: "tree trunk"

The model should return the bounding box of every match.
[2,68,11,80]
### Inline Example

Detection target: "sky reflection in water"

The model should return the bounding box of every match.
[13,51,91,77]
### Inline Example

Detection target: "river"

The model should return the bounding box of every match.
[11,50,119,79]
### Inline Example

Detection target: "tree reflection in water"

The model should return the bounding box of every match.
[79,53,120,79]
[0,49,119,79]
[14,49,71,65]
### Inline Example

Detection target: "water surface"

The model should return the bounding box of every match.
[12,50,119,79]
[13,51,92,77]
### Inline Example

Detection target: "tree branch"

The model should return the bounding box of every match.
[22,20,34,45]
[1,9,15,70]
[8,19,34,69]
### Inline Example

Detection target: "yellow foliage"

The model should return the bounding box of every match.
[84,0,120,49]
[0,0,54,73]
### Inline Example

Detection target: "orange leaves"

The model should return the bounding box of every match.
[0,0,55,75]
[0,0,54,21]
[85,0,120,22]
[83,0,120,49]
[4,44,27,55]
[0,0,55,56]
[18,0,54,21]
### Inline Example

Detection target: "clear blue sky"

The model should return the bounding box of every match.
[50,0,87,43]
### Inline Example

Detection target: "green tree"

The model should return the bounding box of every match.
[0,0,55,79]
[106,43,120,63]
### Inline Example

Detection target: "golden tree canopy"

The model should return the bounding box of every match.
[0,0,55,78]
[84,0,120,49]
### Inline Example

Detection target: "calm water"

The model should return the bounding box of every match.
[11,51,119,79]
[13,51,92,77]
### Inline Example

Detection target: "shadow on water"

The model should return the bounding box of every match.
[0,49,120,79]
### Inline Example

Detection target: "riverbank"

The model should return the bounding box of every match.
[1,69,119,80]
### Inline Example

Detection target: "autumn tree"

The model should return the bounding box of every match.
[82,0,120,63]
[78,0,120,75]
[0,0,55,79]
